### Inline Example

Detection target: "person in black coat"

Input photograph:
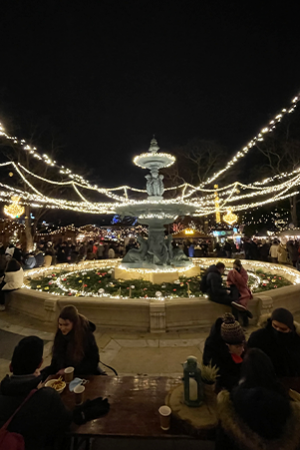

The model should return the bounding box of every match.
[203,313,245,392]
[248,308,300,377]
[216,349,297,450]
[0,336,72,450]
[206,263,236,305]
[43,305,101,377]
[259,240,270,261]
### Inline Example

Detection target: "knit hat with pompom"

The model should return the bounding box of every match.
[221,313,245,344]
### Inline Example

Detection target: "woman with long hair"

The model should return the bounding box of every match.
[216,349,299,450]
[44,305,101,376]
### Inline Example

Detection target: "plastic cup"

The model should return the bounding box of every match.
[64,367,74,383]
[74,384,85,405]
[158,405,172,430]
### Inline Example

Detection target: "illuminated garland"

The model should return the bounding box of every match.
[2,93,300,202]
[200,92,300,187]
[1,91,300,217]
[23,260,297,299]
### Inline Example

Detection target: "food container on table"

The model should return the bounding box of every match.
[45,378,66,394]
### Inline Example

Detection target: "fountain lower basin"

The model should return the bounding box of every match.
[7,258,300,334]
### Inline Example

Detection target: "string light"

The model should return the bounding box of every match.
[199,92,300,187]
[2,117,298,204]
[214,184,221,223]
[22,259,300,302]
[1,92,300,217]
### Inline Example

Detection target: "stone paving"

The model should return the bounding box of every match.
[0,310,258,381]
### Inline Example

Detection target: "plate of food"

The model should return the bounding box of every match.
[45,377,66,394]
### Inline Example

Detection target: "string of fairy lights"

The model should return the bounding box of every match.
[0,89,300,218]
[198,93,300,187]
[0,156,299,217]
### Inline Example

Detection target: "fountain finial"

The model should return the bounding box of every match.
[149,136,160,153]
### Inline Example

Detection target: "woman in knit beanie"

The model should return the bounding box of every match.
[203,313,245,392]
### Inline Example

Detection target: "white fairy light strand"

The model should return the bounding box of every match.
[199,92,300,187]
[2,119,300,207]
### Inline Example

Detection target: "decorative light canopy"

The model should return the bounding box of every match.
[0,90,300,217]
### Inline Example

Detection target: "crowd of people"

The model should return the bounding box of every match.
[0,239,126,271]
[215,237,300,268]
[2,234,300,271]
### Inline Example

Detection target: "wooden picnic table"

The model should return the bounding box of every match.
[61,375,217,448]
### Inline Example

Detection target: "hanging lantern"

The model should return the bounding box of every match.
[223,207,238,225]
[4,196,25,219]
[183,356,203,407]
[8,172,13,177]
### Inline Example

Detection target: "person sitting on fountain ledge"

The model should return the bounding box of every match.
[202,262,253,317]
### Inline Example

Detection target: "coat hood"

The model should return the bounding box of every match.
[258,314,300,336]
[206,264,221,275]
[217,389,300,450]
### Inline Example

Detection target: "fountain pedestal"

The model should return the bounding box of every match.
[115,138,199,275]
[114,264,200,284]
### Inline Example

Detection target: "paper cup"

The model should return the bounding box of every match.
[64,367,74,383]
[158,405,172,430]
[74,384,85,405]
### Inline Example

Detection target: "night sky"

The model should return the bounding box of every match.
[1,0,300,190]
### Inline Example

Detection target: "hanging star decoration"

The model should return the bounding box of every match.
[4,195,25,219]
[223,207,238,225]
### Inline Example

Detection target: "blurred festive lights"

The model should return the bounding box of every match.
[223,208,238,225]
[4,195,25,219]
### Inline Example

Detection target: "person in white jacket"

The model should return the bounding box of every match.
[0,258,24,311]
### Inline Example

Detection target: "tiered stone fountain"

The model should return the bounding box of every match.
[114,138,200,283]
